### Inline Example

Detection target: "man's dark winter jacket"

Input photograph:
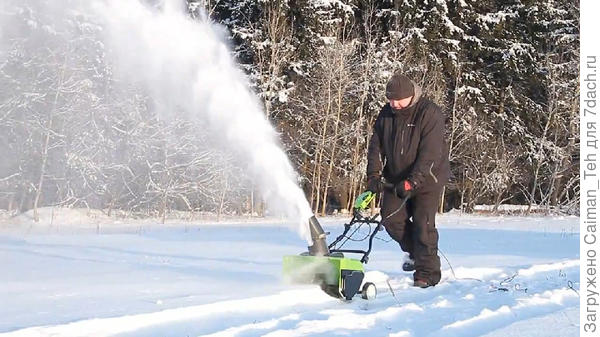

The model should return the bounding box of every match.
[367,86,450,192]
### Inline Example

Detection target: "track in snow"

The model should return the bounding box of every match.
[1,261,579,337]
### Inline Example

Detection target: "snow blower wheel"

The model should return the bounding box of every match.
[361,282,377,300]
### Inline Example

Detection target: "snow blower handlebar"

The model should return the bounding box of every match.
[328,211,382,263]
[306,183,408,263]
[327,183,408,263]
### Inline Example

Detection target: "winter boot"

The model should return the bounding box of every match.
[414,279,432,288]
[402,258,415,272]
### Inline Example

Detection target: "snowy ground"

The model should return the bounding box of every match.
[0,209,580,337]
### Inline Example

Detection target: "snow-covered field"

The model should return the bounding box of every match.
[0,209,580,337]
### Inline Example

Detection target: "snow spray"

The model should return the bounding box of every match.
[93,0,313,240]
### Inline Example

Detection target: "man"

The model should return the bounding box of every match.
[365,72,450,288]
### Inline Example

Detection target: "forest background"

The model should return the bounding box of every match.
[0,0,579,221]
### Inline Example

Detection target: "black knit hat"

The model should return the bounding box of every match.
[385,73,414,100]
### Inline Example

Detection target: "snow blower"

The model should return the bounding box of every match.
[283,191,399,301]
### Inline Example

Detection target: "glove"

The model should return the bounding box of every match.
[354,191,375,211]
[366,176,383,193]
[394,180,414,199]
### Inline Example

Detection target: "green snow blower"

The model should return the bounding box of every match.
[283,191,389,301]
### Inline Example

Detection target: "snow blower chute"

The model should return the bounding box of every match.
[283,191,394,301]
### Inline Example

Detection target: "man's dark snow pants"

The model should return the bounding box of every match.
[381,187,442,285]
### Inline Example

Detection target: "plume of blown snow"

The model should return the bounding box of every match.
[93,0,313,241]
